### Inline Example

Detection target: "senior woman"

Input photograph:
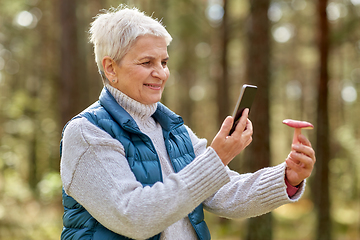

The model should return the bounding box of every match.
[60,6,316,240]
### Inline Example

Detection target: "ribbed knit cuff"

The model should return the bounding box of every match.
[256,162,305,210]
[178,147,230,205]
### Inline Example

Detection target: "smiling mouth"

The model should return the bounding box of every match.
[144,83,161,89]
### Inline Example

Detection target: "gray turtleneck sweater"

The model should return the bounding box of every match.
[60,85,305,240]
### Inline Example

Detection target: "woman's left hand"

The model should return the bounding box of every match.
[285,134,316,187]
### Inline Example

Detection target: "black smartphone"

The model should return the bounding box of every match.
[229,84,257,135]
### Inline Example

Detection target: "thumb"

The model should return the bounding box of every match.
[218,116,233,137]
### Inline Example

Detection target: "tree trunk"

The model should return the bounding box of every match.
[175,0,199,126]
[244,0,272,239]
[216,0,230,125]
[59,0,80,127]
[313,0,332,239]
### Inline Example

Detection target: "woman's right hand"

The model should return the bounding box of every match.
[210,109,253,166]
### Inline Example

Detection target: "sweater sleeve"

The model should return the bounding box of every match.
[203,163,306,219]
[184,125,305,219]
[60,117,230,239]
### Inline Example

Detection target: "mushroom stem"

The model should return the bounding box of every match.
[293,128,301,144]
[283,118,314,145]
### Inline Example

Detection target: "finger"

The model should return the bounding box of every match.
[244,136,253,147]
[289,151,313,169]
[241,119,253,142]
[232,109,249,136]
[244,118,253,134]
[286,159,309,181]
[297,134,312,147]
[292,144,315,161]
[286,152,313,173]
[217,116,234,138]
[242,108,249,119]
[287,151,300,164]
[286,157,303,171]
[286,157,312,180]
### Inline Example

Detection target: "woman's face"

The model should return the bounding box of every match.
[111,35,170,105]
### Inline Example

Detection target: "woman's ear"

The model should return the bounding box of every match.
[102,57,117,83]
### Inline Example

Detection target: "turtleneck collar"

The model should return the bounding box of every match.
[105,84,157,122]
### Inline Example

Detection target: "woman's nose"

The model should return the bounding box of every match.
[152,65,168,80]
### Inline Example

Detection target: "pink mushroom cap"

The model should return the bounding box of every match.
[282,119,314,129]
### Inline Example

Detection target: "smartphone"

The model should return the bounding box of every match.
[229,84,257,135]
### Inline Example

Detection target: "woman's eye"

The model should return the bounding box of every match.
[142,61,150,65]
[161,61,167,67]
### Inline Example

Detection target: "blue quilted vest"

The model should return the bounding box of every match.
[60,88,211,240]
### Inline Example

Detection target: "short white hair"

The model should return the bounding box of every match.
[89,5,173,83]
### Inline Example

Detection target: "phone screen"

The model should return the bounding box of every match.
[229,84,257,135]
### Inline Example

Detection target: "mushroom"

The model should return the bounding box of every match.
[282,119,314,144]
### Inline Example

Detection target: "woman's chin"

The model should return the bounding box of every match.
[141,95,162,105]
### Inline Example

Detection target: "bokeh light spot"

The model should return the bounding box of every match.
[16,11,34,27]
[341,84,357,103]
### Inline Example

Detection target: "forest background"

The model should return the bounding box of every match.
[0,0,359,239]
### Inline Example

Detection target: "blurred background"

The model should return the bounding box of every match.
[0,0,359,239]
